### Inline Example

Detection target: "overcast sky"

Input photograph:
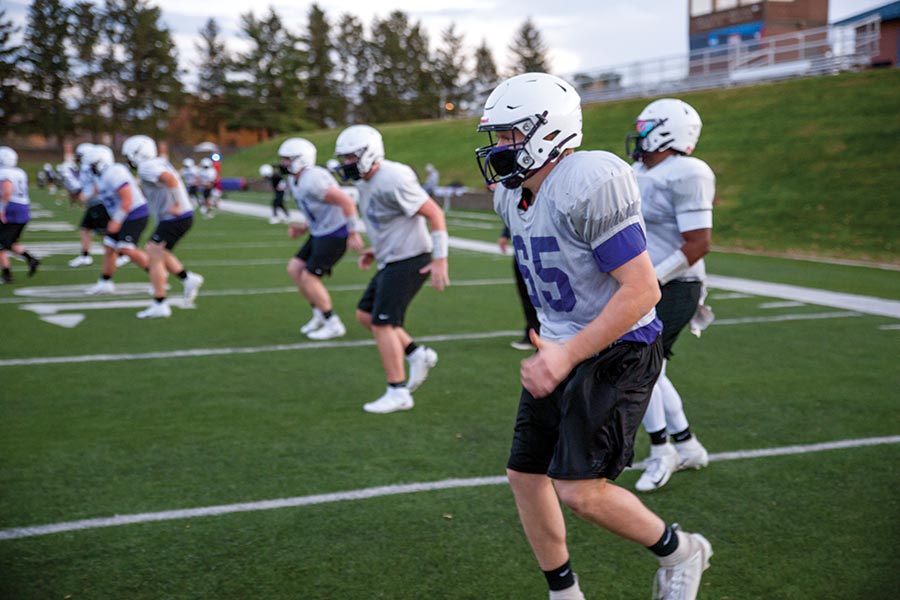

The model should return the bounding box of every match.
[5,0,888,82]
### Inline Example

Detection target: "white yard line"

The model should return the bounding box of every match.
[1,435,897,542]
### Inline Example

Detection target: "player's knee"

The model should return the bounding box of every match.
[554,479,608,516]
[356,309,372,329]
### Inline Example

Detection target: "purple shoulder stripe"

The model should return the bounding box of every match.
[591,222,646,273]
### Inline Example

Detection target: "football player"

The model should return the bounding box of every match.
[333,124,449,414]
[259,163,290,224]
[122,135,205,319]
[277,137,364,340]
[476,73,711,600]
[626,98,715,492]
[198,157,217,217]
[81,145,150,295]
[0,146,40,282]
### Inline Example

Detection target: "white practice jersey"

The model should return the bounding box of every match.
[198,166,217,187]
[633,154,715,282]
[0,166,31,224]
[59,162,81,194]
[79,166,101,205]
[354,160,431,269]
[137,158,194,223]
[287,166,348,238]
[181,166,199,187]
[96,163,149,221]
[494,151,660,344]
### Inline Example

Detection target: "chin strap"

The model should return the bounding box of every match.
[654,249,690,285]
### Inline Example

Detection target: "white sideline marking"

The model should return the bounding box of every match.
[0,309,865,367]
[758,301,805,309]
[1,435,897,541]
[878,324,900,330]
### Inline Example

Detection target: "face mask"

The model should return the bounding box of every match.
[488,146,518,177]
[279,164,291,175]
[337,161,361,182]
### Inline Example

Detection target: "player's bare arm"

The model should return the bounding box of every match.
[415,198,450,290]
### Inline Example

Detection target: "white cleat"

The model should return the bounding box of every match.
[406,346,438,392]
[182,272,205,305]
[364,386,414,414]
[137,301,172,319]
[68,254,93,267]
[268,216,280,224]
[549,575,585,600]
[675,437,709,471]
[300,310,325,335]
[652,526,713,600]
[85,279,115,295]
[115,254,131,268]
[306,315,346,340]
[635,443,680,492]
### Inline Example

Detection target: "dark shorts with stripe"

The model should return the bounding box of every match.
[81,204,110,232]
[0,222,27,250]
[296,235,348,277]
[507,337,663,481]
[106,216,148,248]
[150,215,193,250]
[357,253,430,327]
[657,280,703,359]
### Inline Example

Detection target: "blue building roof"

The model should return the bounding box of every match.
[833,1,900,26]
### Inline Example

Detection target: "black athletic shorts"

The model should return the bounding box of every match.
[357,253,430,327]
[0,222,26,250]
[657,280,703,359]
[507,337,664,481]
[81,204,110,232]
[150,215,193,250]
[273,191,285,207]
[105,216,148,249]
[296,235,348,277]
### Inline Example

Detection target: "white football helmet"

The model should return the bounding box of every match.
[83,144,115,175]
[122,135,157,167]
[182,157,195,168]
[259,163,274,178]
[0,146,18,168]
[626,98,702,161]
[278,138,317,174]
[200,157,213,168]
[334,125,384,181]
[475,72,583,189]
[75,142,95,165]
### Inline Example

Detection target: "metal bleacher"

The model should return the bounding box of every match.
[574,15,882,104]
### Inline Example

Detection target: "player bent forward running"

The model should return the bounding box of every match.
[333,125,449,414]
[278,137,364,340]
[626,99,715,493]
[81,145,151,295]
[122,135,205,319]
[475,73,711,599]
[0,146,40,283]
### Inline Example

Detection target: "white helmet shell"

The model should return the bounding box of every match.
[475,72,583,187]
[0,146,19,168]
[200,157,213,168]
[75,143,95,164]
[83,144,115,175]
[334,125,384,180]
[182,157,195,167]
[278,137,317,174]
[259,163,274,178]
[122,135,158,166]
[634,98,702,156]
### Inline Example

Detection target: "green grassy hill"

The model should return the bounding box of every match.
[227,69,900,263]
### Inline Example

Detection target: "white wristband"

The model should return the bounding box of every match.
[431,230,449,260]
[347,215,365,233]
[112,209,127,223]
[654,249,690,285]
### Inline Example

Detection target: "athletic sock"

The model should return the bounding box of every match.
[671,428,693,443]
[649,428,668,446]
[404,342,418,356]
[21,251,35,262]
[648,524,680,558]
[154,296,166,304]
[543,559,576,592]
[388,381,407,389]
[101,274,112,281]
[82,250,90,257]
[322,310,334,319]
[176,270,188,280]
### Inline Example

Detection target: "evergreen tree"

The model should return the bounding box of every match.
[365,11,437,122]
[20,0,72,143]
[227,7,308,137]
[332,13,367,124]
[0,10,23,133]
[104,0,183,137]
[193,18,230,135]
[302,4,338,128]
[508,17,550,75]
[433,23,467,118]
[69,1,106,138]
[468,39,498,113]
